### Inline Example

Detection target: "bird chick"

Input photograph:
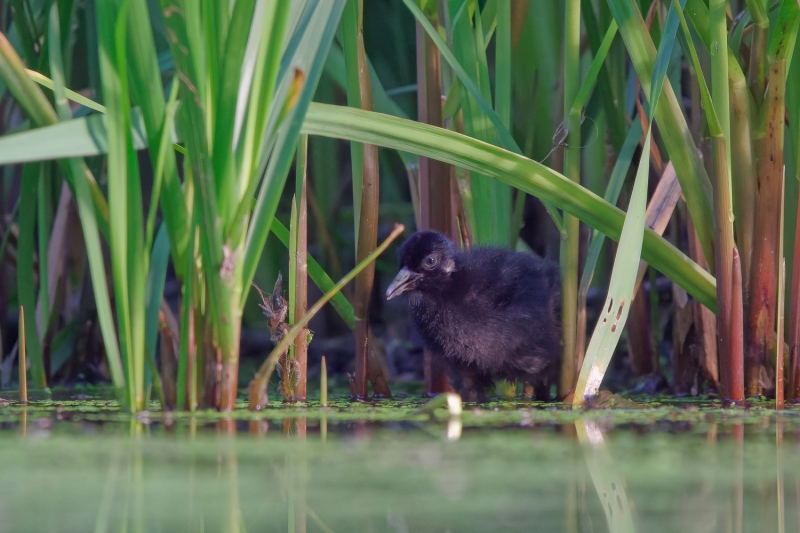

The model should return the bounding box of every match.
[386,231,562,402]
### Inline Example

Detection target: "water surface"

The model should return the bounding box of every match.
[1,393,798,532]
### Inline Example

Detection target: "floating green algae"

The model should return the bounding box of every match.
[0,408,799,533]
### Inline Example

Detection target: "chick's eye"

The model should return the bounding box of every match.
[424,255,437,268]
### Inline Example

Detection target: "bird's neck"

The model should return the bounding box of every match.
[408,291,447,343]
[425,274,460,301]
[409,271,461,313]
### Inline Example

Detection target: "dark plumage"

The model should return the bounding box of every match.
[386,231,562,402]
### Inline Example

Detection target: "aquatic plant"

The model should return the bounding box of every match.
[0,0,799,414]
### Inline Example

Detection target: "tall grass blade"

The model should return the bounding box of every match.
[573,0,684,405]
[145,225,170,397]
[159,0,236,410]
[26,69,106,113]
[568,21,618,115]
[176,219,196,412]
[405,0,563,234]
[572,128,653,405]
[632,163,682,294]
[342,0,365,241]
[144,81,181,253]
[34,183,73,355]
[448,0,511,245]
[36,163,53,345]
[494,0,510,131]
[607,0,715,267]
[575,120,643,370]
[0,30,110,232]
[210,0,256,228]
[16,163,45,388]
[45,4,125,401]
[0,109,150,164]
[226,0,289,235]
[324,41,420,187]
[97,0,147,411]
[242,0,346,300]
[581,0,625,151]
[126,0,189,276]
[0,33,58,127]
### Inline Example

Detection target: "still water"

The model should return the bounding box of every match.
[1,398,799,532]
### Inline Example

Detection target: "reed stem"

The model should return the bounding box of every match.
[559,0,580,399]
[745,0,768,107]
[291,136,309,401]
[777,260,786,410]
[346,0,387,399]
[788,184,800,398]
[747,59,787,395]
[18,306,27,404]
[730,249,745,403]
[320,356,328,407]
[416,12,452,396]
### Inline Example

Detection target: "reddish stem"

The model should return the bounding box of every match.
[729,248,744,403]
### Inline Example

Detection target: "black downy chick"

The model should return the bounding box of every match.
[386,231,562,402]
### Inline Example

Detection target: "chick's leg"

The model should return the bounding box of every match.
[518,351,558,402]
[446,359,493,403]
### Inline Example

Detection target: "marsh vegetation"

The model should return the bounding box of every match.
[1,0,800,530]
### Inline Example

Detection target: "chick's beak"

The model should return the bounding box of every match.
[386,268,418,300]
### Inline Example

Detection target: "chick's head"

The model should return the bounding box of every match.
[386,231,457,300]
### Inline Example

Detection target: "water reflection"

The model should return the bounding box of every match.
[248,419,269,436]
[777,421,785,533]
[18,406,26,436]
[0,412,799,532]
[283,416,307,438]
[576,420,635,533]
[446,416,462,441]
[733,422,744,533]
[224,451,243,533]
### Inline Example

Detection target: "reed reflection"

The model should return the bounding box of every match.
[249,418,269,436]
[777,420,785,533]
[733,422,744,533]
[18,406,26,436]
[283,416,307,439]
[218,417,237,435]
[575,419,635,533]
[284,417,308,533]
[224,451,243,533]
